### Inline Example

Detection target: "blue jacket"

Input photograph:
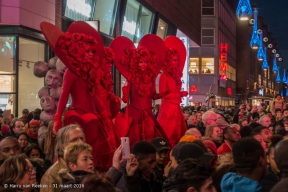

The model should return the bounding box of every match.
[221,172,262,192]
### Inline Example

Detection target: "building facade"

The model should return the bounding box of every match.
[0,0,202,116]
[188,0,237,107]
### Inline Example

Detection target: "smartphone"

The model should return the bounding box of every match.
[121,137,130,159]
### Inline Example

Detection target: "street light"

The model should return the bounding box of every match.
[236,0,253,20]
[250,10,260,49]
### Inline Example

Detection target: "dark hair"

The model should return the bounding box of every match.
[16,132,31,143]
[253,125,269,135]
[131,141,156,159]
[240,126,252,138]
[274,139,288,174]
[282,109,288,115]
[80,174,116,192]
[25,144,45,159]
[212,164,236,192]
[175,158,213,192]
[232,137,265,174]
[270,134,283,146]
[270,178,288,192]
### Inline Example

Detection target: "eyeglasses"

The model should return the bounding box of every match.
[25,167,36,175]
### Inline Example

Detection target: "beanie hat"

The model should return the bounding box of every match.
[175,143,214,163]
[1,125,10,134]
[179,135,198,143]
[29,120,41,127]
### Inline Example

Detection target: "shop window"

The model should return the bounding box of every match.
[18,38,45,115]
[0,94,16,114]
[122,0,154,43]
[202,0,214,15]
[0,36,16,73]
[189,58,199,74]
[202,28,214,45]
[63,0,95,21]
[201,58,214,74]
[0,36,16,113]
[156,19,168,40]
[93,0,119,36]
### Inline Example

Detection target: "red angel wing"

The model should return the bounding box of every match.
[164,36,187,72]
[110,36,135,81]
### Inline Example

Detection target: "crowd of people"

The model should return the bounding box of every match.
[0,94,287,192]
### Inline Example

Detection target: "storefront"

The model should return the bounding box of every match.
[0,27,49,116]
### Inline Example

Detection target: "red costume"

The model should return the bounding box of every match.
[40,21,119,172]
[157,36,188,147]
[217,140,232,155]
[110,35,168,146]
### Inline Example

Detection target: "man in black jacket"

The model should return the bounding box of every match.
[123,141,162,192]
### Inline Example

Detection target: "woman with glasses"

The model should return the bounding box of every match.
[0,154,37,192]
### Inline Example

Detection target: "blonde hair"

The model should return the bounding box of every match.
[64,142,92,168]
[204,124,219,138]
[0,154,28,185]
[55,124,85,157]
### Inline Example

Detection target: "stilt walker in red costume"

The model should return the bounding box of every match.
[157,36,188,147]
[40,21,119,172]
[110,35,168,147]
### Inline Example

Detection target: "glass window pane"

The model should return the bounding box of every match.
[189,58,199,74]
[201,58,214,74]
[64,0,95,21]
[156,19,168,40]
[202,8,214,15]
[202,0,214,7]
[0,75,16,92]
[94,0,119,36]
[202,29,214,36]
[18,38,45,115]
[0,94,16,115]
[202,37,214,44]
[0,36,16,73]
[122,0,154,43]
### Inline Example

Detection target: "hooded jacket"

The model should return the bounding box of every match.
[221,172,262,192]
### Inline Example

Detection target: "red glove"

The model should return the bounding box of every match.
[122,86,129,103]
[181,91,188,97]
[53,113,62,135]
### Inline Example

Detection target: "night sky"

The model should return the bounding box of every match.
[254,0,288,69]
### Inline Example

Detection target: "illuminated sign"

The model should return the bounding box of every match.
[179,37,189,106]
[67,0,91,18]
[219,43,228,81]
[227,88,232,95]
[190,85,198,93]
[220,73,227,80]
[123,17,140,38]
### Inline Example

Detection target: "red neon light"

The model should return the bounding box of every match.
[220,53,227,62]
[220,63,228,71]
[190,85,198,93]
[220,73,227,80]
[227,88,232,95]
[220,43,228,52]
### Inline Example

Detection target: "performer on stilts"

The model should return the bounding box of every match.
[40,21,119,172]
[111,35,168,147]
[157,36,188,147]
